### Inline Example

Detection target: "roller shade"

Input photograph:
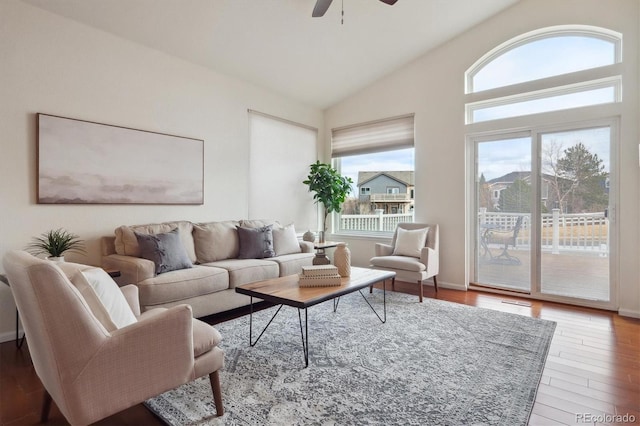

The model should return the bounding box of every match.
[248,110,318,232]
[331,114,414,157]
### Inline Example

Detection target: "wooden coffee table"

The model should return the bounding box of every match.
[235,267,395,367]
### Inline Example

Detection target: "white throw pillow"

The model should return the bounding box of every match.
[65,270,118,332]
[75,268,138,330]
[273,223,302,256]
[392,227,429,258]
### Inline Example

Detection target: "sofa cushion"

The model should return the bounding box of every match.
[203,259,279,289]
[237,225,275,259]
[240,219,277,228]
[115,221,197,263]
[193,221,240,263]
[273,223,302,256]
[269,252,315,277]
[135,229,193,275]
[137,265,229,307]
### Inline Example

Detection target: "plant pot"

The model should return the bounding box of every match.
[46,256,65,263]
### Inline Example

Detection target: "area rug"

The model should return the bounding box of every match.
[145,290,556,425]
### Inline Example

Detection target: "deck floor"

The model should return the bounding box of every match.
[477,247,609,301]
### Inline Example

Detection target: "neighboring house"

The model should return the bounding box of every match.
[357,171,414,214]
[486,172,534,210]
[486,171,556,211]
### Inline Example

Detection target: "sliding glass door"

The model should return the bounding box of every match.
[539,126,612,301]
[472,123,614,305]
[475,135,532,292]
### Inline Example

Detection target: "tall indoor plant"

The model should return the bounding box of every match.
[26,228,85,261]
[303,161,353,242]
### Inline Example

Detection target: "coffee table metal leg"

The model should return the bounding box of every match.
[249,297,284,347]
[297,308,309,367]
[333,297,341,312]
[358,279,387,323]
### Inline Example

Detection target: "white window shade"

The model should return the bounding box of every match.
[248,111,318,232]
[331,114,414,157]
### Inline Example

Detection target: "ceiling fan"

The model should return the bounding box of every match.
[312,0,399,18]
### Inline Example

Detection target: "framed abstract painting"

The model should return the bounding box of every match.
[37,113,204,204]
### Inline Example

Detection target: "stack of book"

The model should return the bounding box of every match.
[298,265,342,287]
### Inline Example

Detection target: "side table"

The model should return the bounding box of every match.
[312,241,343,265]
[0,273,25,348]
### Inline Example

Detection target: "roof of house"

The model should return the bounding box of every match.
[487,171,570,185]
[358,171,414,187]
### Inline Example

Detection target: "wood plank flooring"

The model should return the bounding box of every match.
[1,283,638,425]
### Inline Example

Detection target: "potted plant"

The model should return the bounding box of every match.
[303,161,353,242]
[26,228,85,261]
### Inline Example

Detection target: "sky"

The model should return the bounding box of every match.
[478,127,611,181]
[339,33,616,186]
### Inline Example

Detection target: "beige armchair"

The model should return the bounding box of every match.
[3,250,224,425]
[369,223,439,302]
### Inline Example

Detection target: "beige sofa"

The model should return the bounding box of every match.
[102,219,315,317]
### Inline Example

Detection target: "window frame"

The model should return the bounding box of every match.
[332,149,416,237]
[464,25,621,311]
[465,25,622,94]
[464,26,623,125]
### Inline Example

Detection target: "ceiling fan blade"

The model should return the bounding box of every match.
[312,0,333,17]
[379,0,399,5]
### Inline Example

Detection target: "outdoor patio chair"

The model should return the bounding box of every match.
[369,223,439,302]
[483,216,523,265]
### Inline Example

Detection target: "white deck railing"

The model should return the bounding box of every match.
[478,209,608,253]
[341,209,608,253]
[340,210,414,233]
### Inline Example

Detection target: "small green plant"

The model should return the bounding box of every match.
[26,228,85,258]
[303,161,353,233]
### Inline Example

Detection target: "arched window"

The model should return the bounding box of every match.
[465,26,622,123]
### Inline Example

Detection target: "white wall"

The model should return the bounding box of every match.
[325,0,640,316]
[0,1,323,341]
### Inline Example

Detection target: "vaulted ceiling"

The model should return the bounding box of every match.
[22,0,520,109]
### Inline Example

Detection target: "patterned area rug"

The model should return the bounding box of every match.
[146,290,555,425]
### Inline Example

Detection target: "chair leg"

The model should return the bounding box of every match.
[418,280,423,303]
[433,275,438,293]
[209,371,224,417]
[391,277,395,291]
[41,389,52,422]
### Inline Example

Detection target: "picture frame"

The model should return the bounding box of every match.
[37,113,204,204]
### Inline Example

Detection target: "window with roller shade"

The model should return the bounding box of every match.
[331,114,415,234]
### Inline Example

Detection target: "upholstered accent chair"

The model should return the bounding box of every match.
[369,223,439,302]
[3,250,224,425]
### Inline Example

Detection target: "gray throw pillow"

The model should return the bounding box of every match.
[134,228,193,275]
[237,225,275,259]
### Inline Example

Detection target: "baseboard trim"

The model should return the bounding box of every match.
[618,308,640,319]
[437,281,467,291]
[0,329,21,344]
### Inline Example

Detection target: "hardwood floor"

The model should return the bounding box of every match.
[1,283,638,425]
